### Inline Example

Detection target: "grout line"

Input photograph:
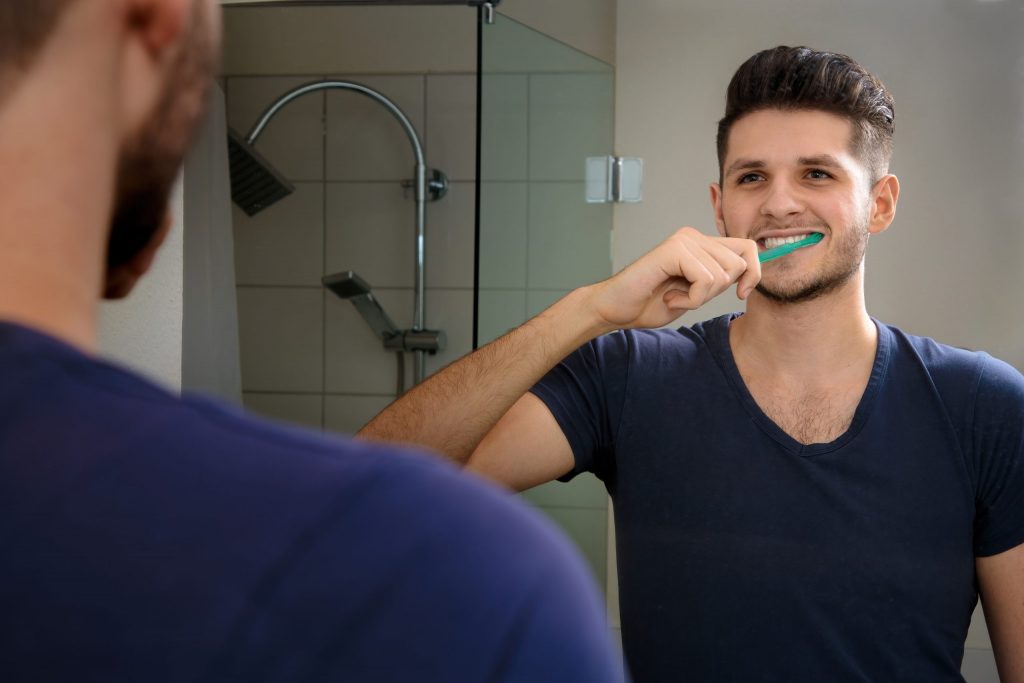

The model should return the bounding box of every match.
[321,81,328,430]
[524,74,531,295]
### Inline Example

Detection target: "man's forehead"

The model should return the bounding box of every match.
[723,109,857,169]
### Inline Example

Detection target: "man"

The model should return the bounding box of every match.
[361,46,1024,681]
[0,2,626,681]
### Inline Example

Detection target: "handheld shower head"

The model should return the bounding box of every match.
[323,272,401,342]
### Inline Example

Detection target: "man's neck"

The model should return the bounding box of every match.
[729,273,877,386]
[0,9,120,353]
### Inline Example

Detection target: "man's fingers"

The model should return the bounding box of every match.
[719,237,761,298]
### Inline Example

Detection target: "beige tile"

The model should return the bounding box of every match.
[233,182,324,286]
[482,14,612,76]
[528,182,612,290]
[325,75,425,181]
[324,394,395,436]
[423,289,474,378]
[426,74,477,182]
[237,287,323,392]
[477,289,527,346]
[325,287,413,395]
[522,473,609,509]
[325,182,415,289]
[480,75,528,182]
[529,73,614,181]
[479,182,528,289]
[227,76,324,182]
[426,182,475,289]
[243,392,323,431]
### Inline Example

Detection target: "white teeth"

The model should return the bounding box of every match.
[762,233,813,249]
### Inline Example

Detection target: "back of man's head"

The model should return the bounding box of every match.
[0,2,75,98]
[716,46,895,184]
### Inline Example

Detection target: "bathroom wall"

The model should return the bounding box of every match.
[614,0,1024,678]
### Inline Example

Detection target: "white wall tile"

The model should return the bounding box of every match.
[527,289,571,318]
[528,73,614,181]
[426,181,475,289]
[243,392,323,430]
[237,287,324,392]
[528,182,612,290]
[233,182,324,286]
[426,74,477,182]
[325,182,414,289]
[324,394,395,436]
[479,182,528,289]
[227,76,324,182]
[325,287,413,395]
[480,75,528,182]
[477,289,527,346]
[522,474,609,509]
[424,289,474,377]
[961,648,999,683]
[325,75,425,181]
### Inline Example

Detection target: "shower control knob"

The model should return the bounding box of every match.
[383,329,447,355]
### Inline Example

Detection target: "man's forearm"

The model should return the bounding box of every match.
[357,286,611,465]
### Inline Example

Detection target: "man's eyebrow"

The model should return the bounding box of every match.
[724,158,765,176]
[798,154,843,168]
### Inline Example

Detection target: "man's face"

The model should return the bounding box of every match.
[712,109,876,304]
[105,0,221,289]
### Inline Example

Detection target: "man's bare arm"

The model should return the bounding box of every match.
[977,543,1024,683]
[357,228,761,473]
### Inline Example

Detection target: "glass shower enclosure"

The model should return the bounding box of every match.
[476,12,615,594]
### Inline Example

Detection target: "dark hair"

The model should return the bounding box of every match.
[0,2,76,92]
[716,46,895,184]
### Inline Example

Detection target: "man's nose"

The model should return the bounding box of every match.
[759,179,803,220]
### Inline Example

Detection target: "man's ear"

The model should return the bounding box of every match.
[868,174,899,236]
[709,183,727,237]
[102,211,173,300]
[118,0,193,132]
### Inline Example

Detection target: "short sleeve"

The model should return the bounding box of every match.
[970,354,1024,556]
[529,331,631,484]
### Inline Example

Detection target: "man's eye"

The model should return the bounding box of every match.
[807,169,832,180]
[738,173,763,184]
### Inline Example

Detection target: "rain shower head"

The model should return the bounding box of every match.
[228,129,295,216]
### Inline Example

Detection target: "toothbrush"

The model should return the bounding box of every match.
[758,232,824,263]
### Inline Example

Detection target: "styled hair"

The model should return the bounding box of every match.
[0,1,76,92]
[716,46,895,184]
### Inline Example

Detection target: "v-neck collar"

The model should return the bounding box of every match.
[703,312,893,457]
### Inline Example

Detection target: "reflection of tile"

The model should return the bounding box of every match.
[479,182,527,289]
[324,288,413,395]
[529,73,613,181]
[424,289,474,377]
[522,473,609,509]
[324,394,395,436]
[477,289,527,346]
[531,506,608,589]
[243,392,323,431]
[528,182,612,290]
[425,182,474,289]
[960,649,999,683]
[326,75,425,181]
[226,76,324,182]
[233,183,323,286]
[325,182,414,289]
[480,75,527,182]
[426,74,477,182]
[237,287,323,392]
[527,290,571,319]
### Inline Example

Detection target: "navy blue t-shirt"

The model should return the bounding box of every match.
[0,322,625,682]
[532,313,1024,682]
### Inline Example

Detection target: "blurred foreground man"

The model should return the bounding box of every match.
[361,46,1024,682]
[0,2,625,681]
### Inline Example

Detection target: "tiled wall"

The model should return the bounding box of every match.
[227,72,477,434]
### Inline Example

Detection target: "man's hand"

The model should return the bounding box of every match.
[587,227,760,331]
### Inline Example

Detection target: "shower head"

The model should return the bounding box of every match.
[228,128,295,216]
[323,271,373,299]
[323,271,401,342]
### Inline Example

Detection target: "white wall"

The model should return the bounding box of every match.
[614,1,1024,678]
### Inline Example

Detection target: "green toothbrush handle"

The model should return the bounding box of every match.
[758,232,824,263]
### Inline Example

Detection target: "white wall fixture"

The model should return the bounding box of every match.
[586,155,643,204]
